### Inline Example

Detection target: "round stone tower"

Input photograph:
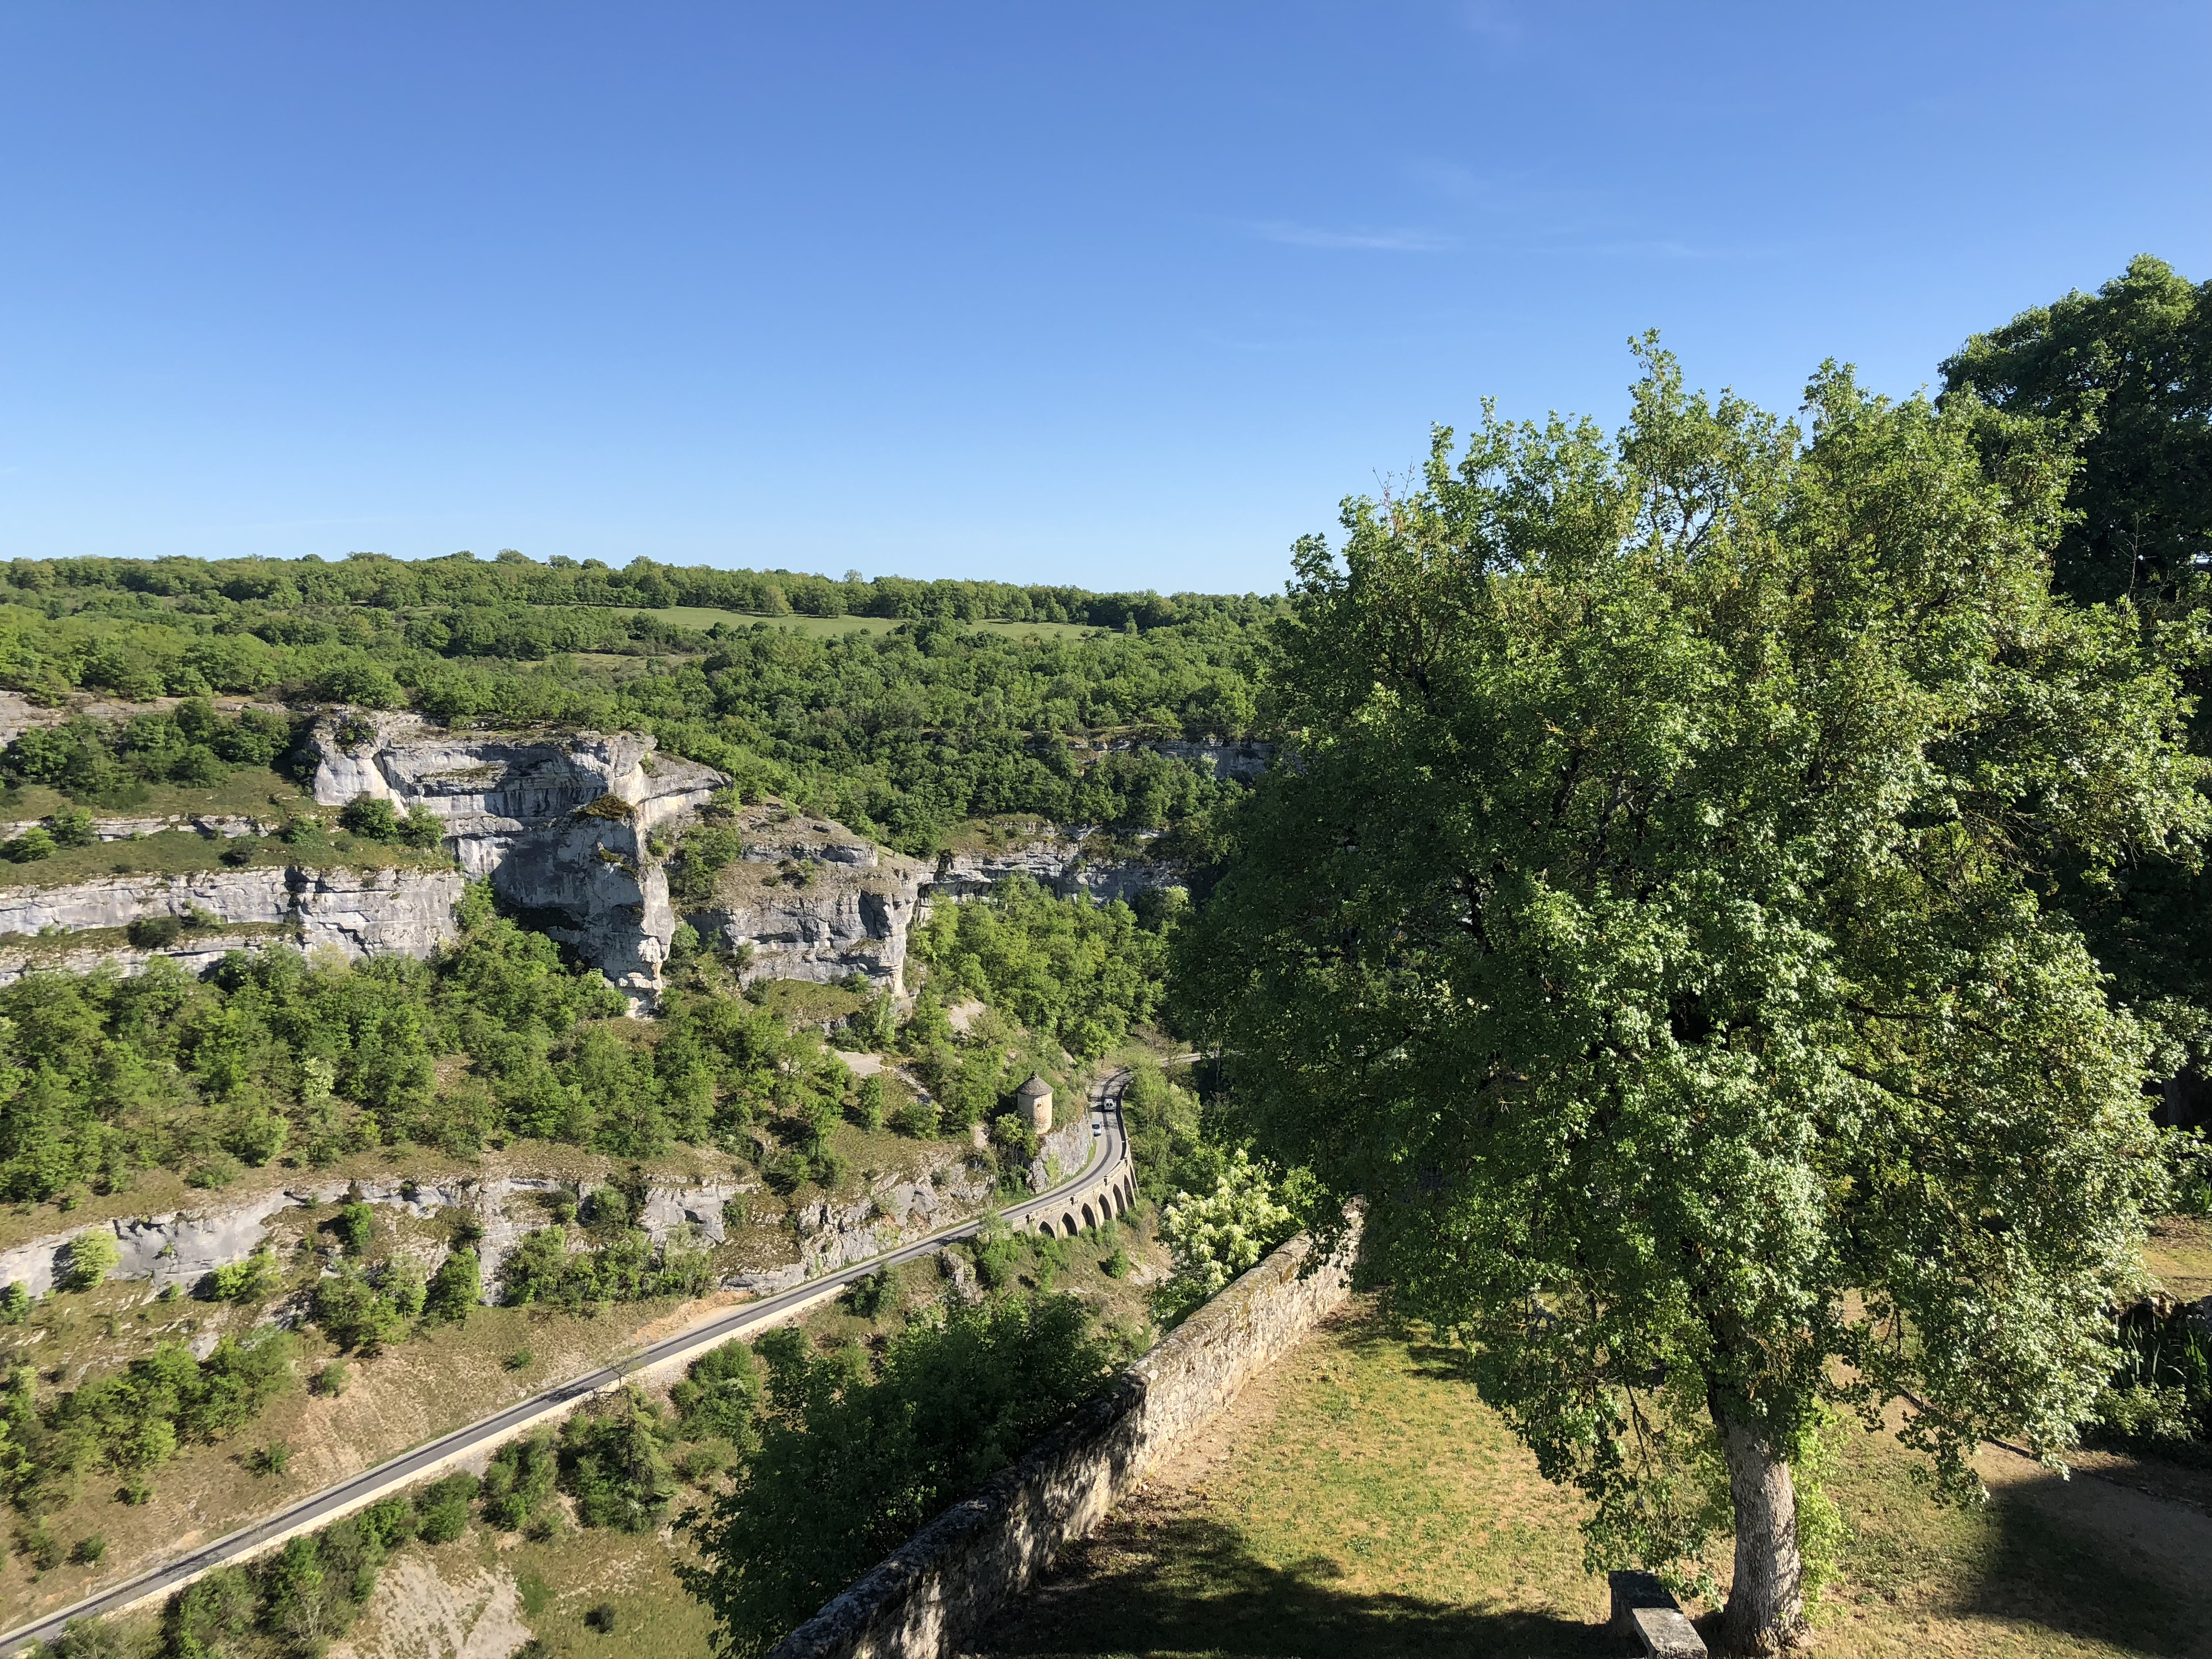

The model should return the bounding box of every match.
[1017,1072,1053,1135]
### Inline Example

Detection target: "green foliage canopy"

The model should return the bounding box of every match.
[0,884,859,1200]
[1178,348,2206,1650]
[681,1295,1116,1658]
[1943,254,2211,608]
[910,873,1170,1059]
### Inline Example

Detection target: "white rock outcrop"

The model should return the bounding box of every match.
[928,825,1177,907]
[0,1170,759,1303]
[685,806,930,993]
[0,866,469,985]
[311,712,724,1001]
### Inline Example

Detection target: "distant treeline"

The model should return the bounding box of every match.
[1,551,1276,632]
[0,552,1271,851]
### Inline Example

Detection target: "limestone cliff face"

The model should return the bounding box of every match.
[681,807,1190,992]
[928,826,1178,906]
[0,1171,755,1303]
[310,712,723,1001]
[0,866,469,986]
[683,805,930,993]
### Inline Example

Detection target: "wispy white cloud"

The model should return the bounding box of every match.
[1242,220,1456,252]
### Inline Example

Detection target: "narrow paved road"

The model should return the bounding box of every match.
[1,1072,1134,1653]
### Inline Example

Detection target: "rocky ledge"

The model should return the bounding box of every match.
[0,866,469,986]
[311,711,724,1001]
[684,804,930,993]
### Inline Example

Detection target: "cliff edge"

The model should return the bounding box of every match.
[311,712,724,1001]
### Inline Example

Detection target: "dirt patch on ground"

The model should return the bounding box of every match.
[332,1552,531,1659]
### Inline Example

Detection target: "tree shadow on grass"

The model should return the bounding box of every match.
[973,1511,1612,1659]
[1948,1468,2209,1656]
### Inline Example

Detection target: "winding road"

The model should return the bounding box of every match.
[0,1071,1136,1653]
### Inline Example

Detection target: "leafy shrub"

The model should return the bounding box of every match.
[331,1201,376,1256]
[670,821,744,905]
[560,1391,677,1533]
[669,1340,763,1447]
[161,1563,257,1655]
[311,1266,410,1354]
[17,1521,60,1573]
[853,1073,886,1130]
[479,1433,558,1530]
[338,795,402,841]
[1156,1150,1298,1319]
[414,1471,478,1543]
[2091,1302,2211,1464]
[842,1270,892,1320]
[207,1245,282,1304]
[498,1226,710,1311]
[2,829,56,864]
[968,1217,1020,1291]
[424,1247,481,1323]
[585,1185,632,1228]
[62,1230,118,1292]
[312,1361,350,1397]
[69,1533,106,1565]
[124,915,182,950]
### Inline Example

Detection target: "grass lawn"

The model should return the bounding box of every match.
[977,1301,2212,1659]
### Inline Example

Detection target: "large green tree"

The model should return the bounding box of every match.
[1944,257,2212,1105]
[1178,347,2206,1652]
[1940,254,2210,609]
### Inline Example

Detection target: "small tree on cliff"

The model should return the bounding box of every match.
[1177,345,2208,1653]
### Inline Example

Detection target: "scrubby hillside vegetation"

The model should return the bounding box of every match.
[0,560,1272,854]
[1,258,2208,1659]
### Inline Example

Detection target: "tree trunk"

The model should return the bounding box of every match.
[1712,1404,1806,1655]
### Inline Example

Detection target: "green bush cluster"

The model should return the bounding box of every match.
[0,1332,294,1512]
[156,1489,431,1657]
[1,701,293,804]
[1120,1058,1217,1205]
[561,1391,680,1532]
[478,1433,559,1531]
[335,794,444,849]
[2090,1302,2212,1467]
[681,1293,1119,1657]
[496,1225,714,1312]
[0,883,863,1202]
[310,1260,426,1354]
[909,873,1169,1060]
[1,807,93,864]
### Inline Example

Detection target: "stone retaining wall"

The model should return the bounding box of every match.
[765,1214,1361,1659]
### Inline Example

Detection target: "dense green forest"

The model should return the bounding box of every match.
[0,876,1178,1205]
[0,558,1273,853]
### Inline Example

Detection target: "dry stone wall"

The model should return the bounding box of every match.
[765,1215,1360,1659]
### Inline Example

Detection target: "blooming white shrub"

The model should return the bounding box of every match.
[1159,1151,1295,1307]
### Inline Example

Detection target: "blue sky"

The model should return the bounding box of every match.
[1,2,2205,594]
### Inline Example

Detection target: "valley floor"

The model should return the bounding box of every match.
[974,1301,2212,1659]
